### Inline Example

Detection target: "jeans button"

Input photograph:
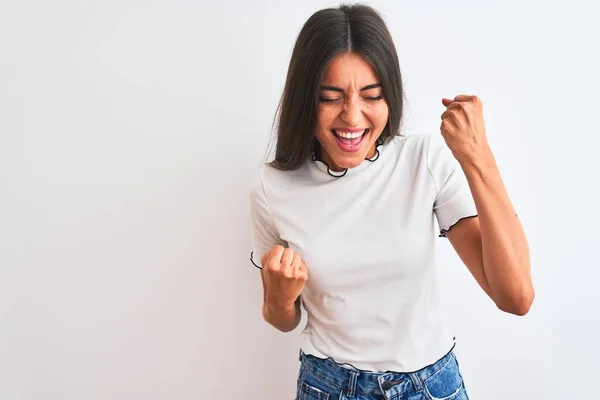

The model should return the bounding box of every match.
[381,381,393,390]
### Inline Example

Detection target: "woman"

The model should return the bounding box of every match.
[248,4,534,400]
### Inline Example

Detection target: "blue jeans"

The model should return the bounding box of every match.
[297,349,469,400]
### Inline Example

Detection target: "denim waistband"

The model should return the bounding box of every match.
[298,346,456,398]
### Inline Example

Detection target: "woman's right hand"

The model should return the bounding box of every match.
[261,245,308,310]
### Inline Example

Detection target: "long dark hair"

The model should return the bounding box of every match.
[268,3,405,171]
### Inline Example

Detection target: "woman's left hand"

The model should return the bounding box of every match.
[440,95,493,165]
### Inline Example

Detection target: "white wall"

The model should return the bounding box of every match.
[1,0,598,399]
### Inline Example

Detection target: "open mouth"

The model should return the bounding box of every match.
[331,129,369,152]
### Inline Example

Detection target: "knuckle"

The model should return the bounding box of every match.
[292,254,302,265]
[265,262,277,272]
[282,250,295,266]
[261,250,272,262]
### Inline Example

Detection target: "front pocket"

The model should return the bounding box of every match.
[423,355,466,400]
[298,381,330,400]
[424,382,465,400]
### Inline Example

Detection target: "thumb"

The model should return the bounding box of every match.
[442,98,453,107]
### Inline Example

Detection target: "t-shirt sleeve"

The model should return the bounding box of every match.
[248,168,284,268]
[426,134,478,238]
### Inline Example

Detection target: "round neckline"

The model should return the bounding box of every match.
[310,137,385,178]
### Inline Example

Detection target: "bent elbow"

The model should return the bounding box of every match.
[499,300,532,316]
[497,288,535,316]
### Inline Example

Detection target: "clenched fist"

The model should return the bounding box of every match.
[440,95,492,166]
[261,245,308,310]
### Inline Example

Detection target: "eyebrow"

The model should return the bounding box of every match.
[320,83,382,92]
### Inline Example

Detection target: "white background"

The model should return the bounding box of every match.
[1,0,598,399]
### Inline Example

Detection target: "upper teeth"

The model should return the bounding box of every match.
[335,130,366,139]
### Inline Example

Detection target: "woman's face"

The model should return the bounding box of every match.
[314,52,389,172]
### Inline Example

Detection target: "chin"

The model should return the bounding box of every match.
[316,128,380,170]
[329,148,371,170]
[333,155,364,169]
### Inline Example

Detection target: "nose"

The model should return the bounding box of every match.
[340,97,362,126]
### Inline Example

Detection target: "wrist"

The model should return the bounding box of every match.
[264,300,296,314]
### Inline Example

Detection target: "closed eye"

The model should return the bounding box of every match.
[320,96,382,103]
[319,97,341,103]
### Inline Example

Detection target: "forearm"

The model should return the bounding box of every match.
[263,298,302,332]
[460,150,534,315]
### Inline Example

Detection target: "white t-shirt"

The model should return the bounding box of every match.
[248,133,478,372]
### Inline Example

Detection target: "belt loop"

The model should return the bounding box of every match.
[346,370,359,398]
[409,372,423,393]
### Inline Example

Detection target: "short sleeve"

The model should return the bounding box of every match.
[426,134,478,238]
[248,168,284,268]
